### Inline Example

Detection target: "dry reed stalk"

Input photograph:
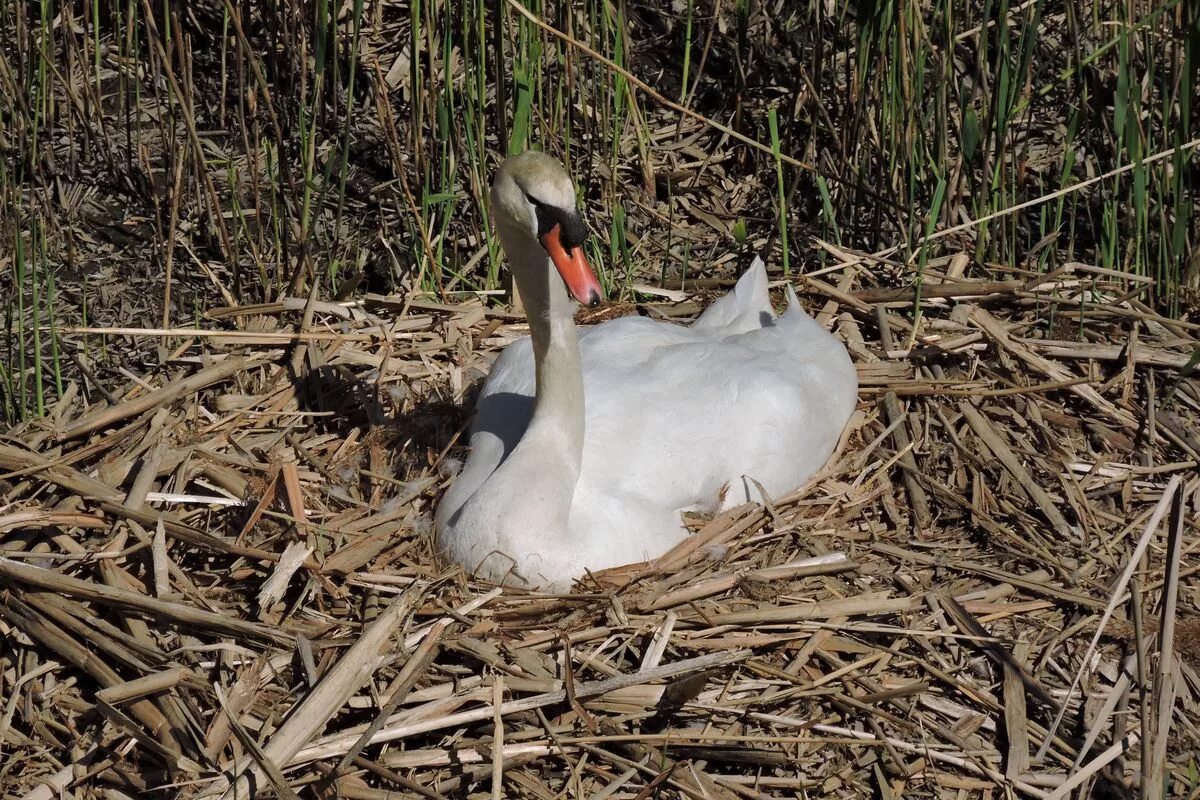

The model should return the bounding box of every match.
[4,210,1198,797]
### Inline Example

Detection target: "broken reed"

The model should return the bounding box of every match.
[1,0,1196,422]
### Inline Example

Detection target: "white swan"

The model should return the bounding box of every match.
[435,152,858,591]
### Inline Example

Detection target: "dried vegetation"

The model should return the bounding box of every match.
[1,0,1199,798]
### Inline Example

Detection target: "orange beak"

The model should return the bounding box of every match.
[540,224,603,308]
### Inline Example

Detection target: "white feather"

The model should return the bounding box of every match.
[435,153,858,591]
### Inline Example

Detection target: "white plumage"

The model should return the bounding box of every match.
[436,153,857,590]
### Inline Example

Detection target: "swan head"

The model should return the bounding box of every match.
[491,151,603,308]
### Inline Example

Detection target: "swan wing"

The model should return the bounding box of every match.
[574,307,857,513]
[691,256,775,335]
[435,338,537,528]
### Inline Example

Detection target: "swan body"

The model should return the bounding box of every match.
[436,152,858,591]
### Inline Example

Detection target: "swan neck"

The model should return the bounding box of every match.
[511,247,585,454]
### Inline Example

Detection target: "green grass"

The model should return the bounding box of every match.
[767,106,790,276]
[0,0,1196,422]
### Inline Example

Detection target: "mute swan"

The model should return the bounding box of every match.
[436,151,858,591]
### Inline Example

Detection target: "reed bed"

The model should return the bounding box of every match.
[2,252,1199,797]
[1,0,1199,797]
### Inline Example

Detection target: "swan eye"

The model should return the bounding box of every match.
[523,189,588,249]
[523,192,561,240]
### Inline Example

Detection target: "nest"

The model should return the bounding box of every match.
[2,253,1198,799]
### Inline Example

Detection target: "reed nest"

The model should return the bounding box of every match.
[2,249,1199,799]
[3,0,1199,793]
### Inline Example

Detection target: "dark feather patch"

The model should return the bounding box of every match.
[557,209,589,249]
[527,193,588,249]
